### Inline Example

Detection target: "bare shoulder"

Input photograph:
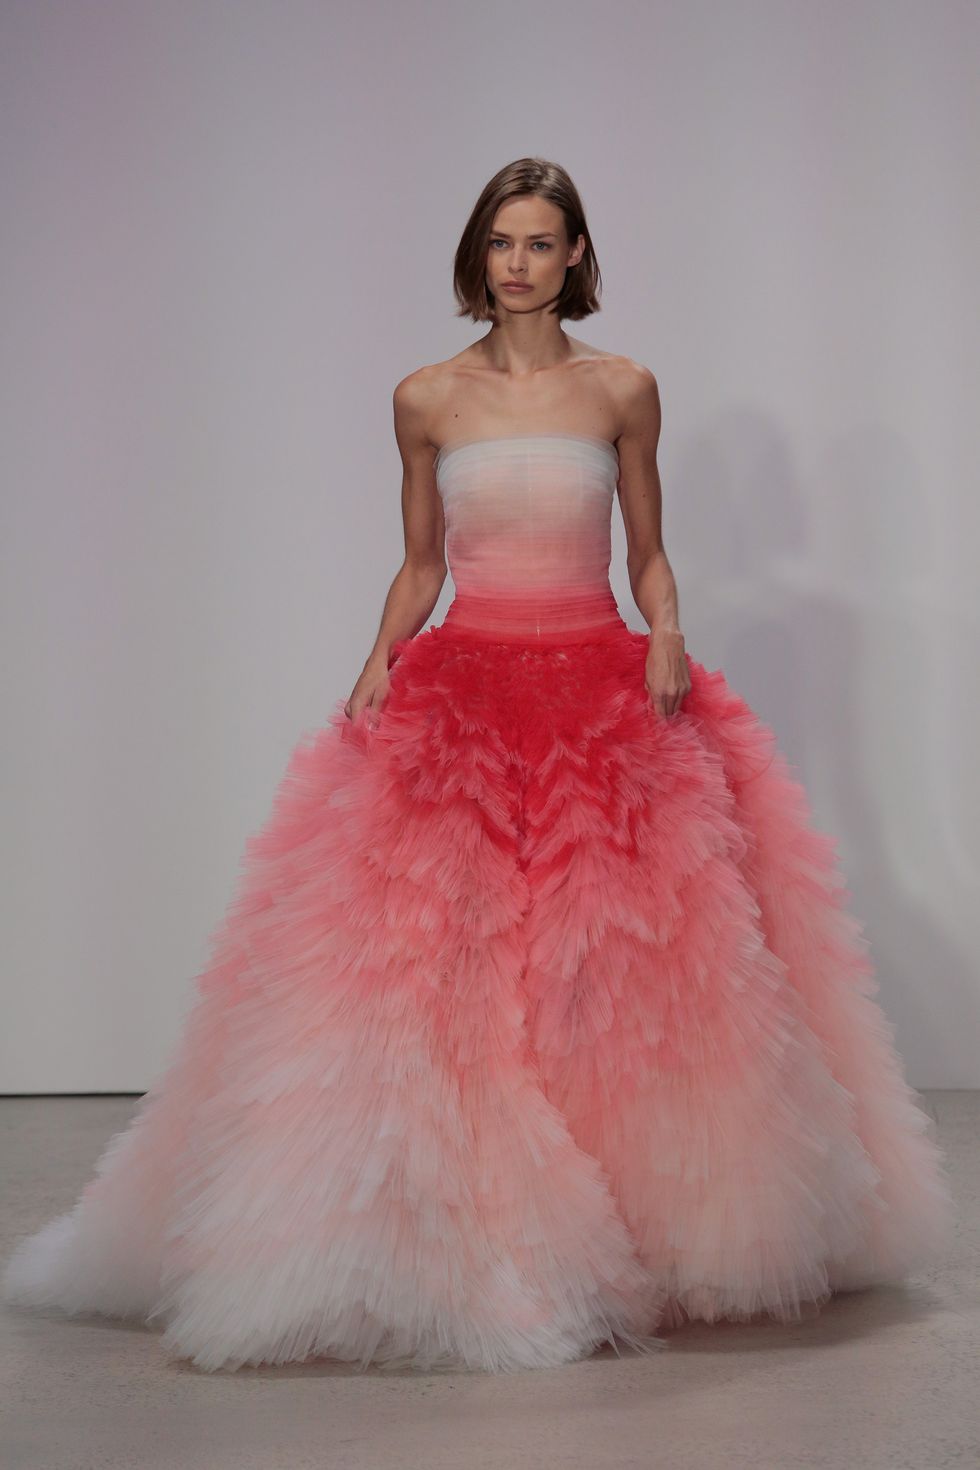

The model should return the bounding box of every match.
[598,353,660,431]
[392,361,441,424]
[565,341,659,436]
[393,350,476,454]
[392,362,448,457]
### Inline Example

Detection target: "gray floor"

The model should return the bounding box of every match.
[1,1092,977,1470]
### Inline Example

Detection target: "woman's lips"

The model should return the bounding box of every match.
[501,283,532,292]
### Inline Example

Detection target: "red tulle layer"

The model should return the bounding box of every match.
[1,621,953,1372]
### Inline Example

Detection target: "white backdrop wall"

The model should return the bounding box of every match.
[1,0,977,1092]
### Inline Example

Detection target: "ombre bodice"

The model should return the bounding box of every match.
[434,433,628,644]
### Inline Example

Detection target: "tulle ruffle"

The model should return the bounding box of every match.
[1,624,953,1370]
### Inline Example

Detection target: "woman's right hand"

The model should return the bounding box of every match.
[344,655,392,724]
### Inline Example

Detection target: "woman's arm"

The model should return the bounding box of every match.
[344,371,447,721]
[614,363,691,718]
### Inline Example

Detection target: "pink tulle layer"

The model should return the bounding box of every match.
[1,623,954,1372]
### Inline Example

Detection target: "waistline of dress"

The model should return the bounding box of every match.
[431,588,630,647]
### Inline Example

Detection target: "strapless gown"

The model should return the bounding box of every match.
[1,433,953,1373]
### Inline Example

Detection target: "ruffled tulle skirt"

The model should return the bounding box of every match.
[0,622,953,1371]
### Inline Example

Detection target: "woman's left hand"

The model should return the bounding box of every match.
[645,628,691,718]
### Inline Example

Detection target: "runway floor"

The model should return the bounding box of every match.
[1,1091,976,1470]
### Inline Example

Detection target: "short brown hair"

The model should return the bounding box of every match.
[451,157,602,323]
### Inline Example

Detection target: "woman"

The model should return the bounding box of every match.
[2,157,953,1374]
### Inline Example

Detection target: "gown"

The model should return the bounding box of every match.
[1,431,954,1374]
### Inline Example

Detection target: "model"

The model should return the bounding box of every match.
[1,156,954,1374]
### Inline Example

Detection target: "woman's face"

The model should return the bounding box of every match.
[485,195,584,314]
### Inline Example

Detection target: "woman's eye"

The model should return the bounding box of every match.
[489,240,551,251]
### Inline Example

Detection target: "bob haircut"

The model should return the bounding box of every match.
[451,157,602,323]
